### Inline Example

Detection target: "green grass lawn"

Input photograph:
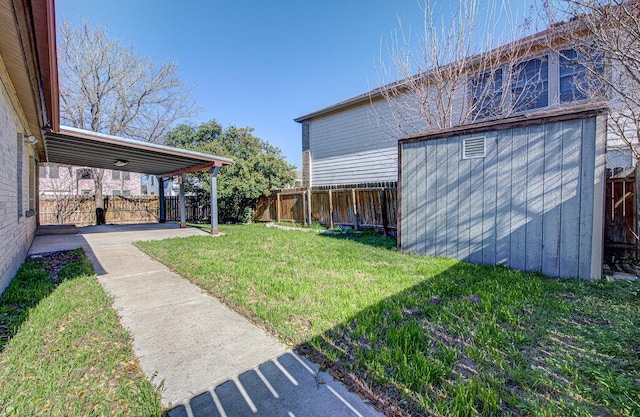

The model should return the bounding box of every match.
[138,224,640,416]
[0,249,162,417]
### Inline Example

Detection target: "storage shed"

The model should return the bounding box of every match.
[398,105,608,280]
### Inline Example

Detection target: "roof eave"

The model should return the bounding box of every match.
[58,125,234,166]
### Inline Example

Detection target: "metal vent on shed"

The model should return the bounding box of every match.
[462,136,486,159]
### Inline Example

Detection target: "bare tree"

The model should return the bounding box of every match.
[376,0,546,137]
[39,163,82,225]
[545,0,640,248]
[58,21,197,209]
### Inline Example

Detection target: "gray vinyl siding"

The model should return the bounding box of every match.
[400,115,606,280]
[308,100,398,186]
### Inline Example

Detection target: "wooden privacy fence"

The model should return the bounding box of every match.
[254,182,397,234]
[40,195,211,226]
[164,196,212,223]
[604,171,637,257]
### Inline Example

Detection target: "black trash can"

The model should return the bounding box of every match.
[96,207,105,225]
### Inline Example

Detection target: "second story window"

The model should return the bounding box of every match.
[512,56,549,113]
[559,48,604,103]
[471,69,503,119]
[49,164,59,179]
[77,168,93,180]
[112,170,131,180]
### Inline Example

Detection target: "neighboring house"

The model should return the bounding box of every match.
[294,25,633,188]
[142,174,180,196]
[0,0,58,294]
[39,163,142,196]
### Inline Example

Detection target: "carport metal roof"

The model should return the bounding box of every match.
[43,126,233,177]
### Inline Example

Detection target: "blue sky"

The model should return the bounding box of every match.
[55,0,534,168]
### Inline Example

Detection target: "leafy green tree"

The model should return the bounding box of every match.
[165,120,296,223]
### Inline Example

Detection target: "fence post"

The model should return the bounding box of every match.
[307,189,313,225]
[328,189,334,229]
[179,173,186,228]
[352,188,359,230]
[158,178,166,223]
[302,191,307,225]
[276,192,281,223]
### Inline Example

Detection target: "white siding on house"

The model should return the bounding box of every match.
[0,58,38,295]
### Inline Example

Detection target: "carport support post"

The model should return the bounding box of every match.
[210,167,221,235]
[179,173,186,228]
[158,177,166,223]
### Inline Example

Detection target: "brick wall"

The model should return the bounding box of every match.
[0,62,38,296]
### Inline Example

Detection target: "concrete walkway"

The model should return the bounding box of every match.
[28,224,383,416]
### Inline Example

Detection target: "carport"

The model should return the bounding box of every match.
[43,125,233,234]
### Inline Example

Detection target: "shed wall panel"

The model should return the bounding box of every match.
[424,141,437,255]
[495,130,513,265]
[468,154,484,264]
[578,118,597,278]
[559,119,582,277]
[445,139,459,258]
[510,127,528,272]
[400,116,604,279]
[541,122,563,277]
[482,133,498,265]
[525,125,545,272]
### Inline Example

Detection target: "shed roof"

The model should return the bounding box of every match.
[44,126,233,177]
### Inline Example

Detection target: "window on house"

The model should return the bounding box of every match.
[559,48,604,103]
[49,164,59,179]
[112,170,130,180]
[28,157,36,211]
[77,168,93,180]
[470,69,503,119]
[39,165,46,178]
[512,56,549,112]
[81,190,91,196]
[16,133,23,218]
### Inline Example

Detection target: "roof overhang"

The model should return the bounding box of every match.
[44,126,233,177]
[0,0,59,160]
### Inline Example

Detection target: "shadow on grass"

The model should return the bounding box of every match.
[318,230,397,251]
[295,263,640,416]
[0,248,93,351]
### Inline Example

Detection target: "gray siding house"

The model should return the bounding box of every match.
[296,98,399,187]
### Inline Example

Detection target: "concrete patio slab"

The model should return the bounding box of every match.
[27,223,383,416]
